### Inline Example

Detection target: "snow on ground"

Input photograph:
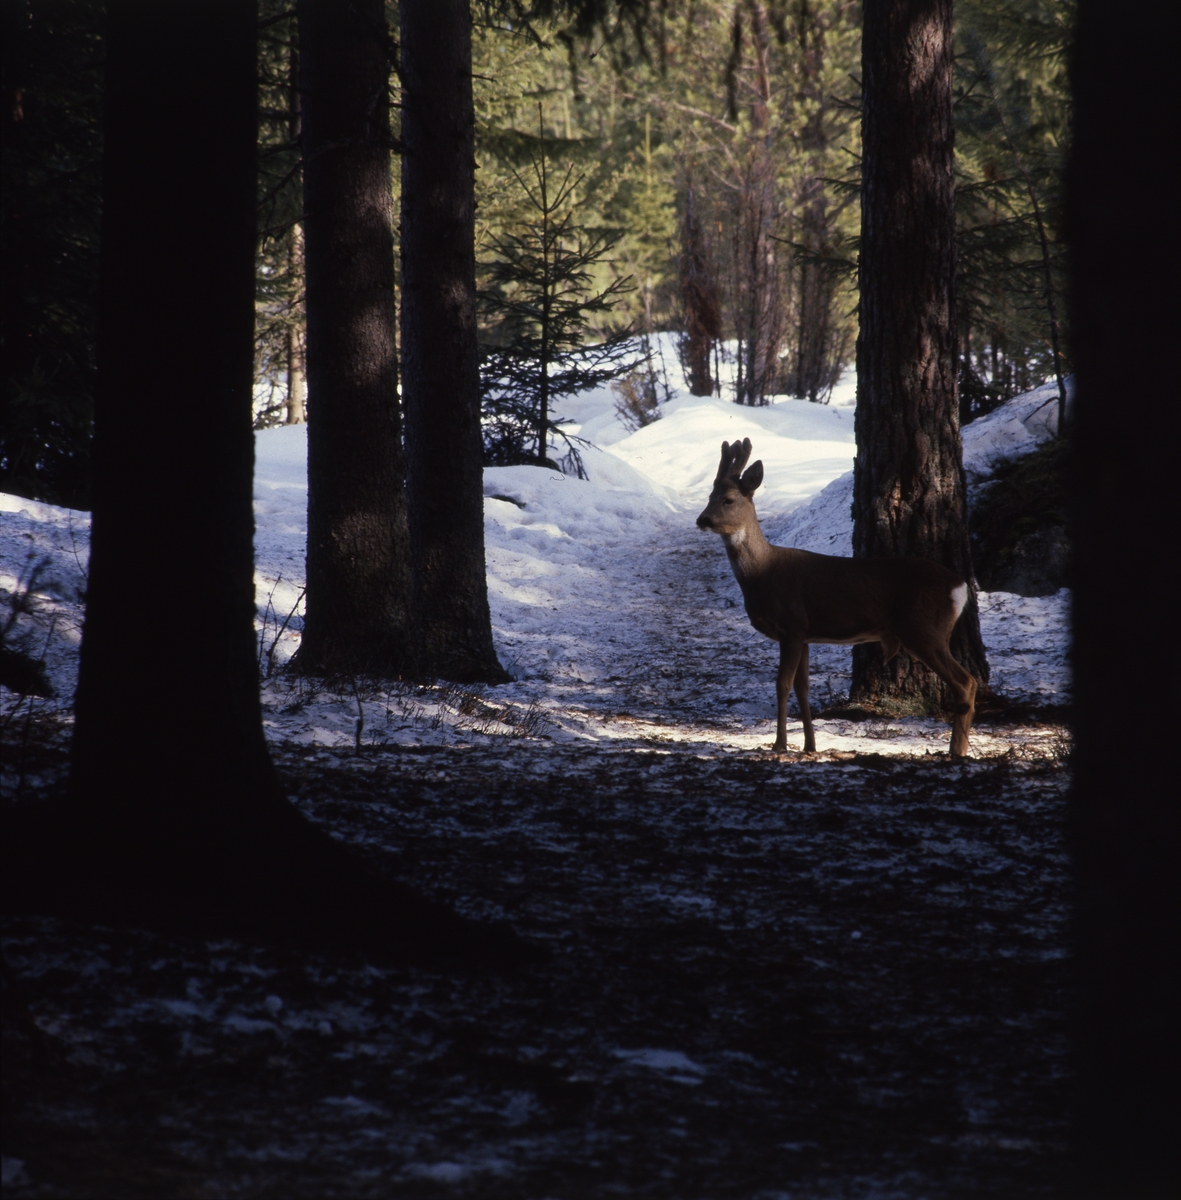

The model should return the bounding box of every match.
[961,377,1072,485]
[1,362,1075,1197]
[3,359,1069,769]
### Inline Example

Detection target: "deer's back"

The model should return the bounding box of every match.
[739,547,965,643]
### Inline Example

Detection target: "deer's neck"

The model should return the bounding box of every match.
[723,520,774,585]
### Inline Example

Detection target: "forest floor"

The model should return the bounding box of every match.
[3,716,1070,1199]
[2,374,1073,1197]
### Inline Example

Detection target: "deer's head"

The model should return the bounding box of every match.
[696,438,764,538]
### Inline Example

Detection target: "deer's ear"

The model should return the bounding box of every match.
[740,460,764,494]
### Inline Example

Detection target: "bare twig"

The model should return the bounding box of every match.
[265,585,306,678]
[257,575,281,674]
[351,678,365,755]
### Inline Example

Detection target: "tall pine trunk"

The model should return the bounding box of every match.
[1067,0,1176,1190]
[731,3,781,408]
[399,0,508,683]
[785,2,844,404]
[850,0,988,713]
[52,0,307,920]
[734,156,780,406]
[296,0,412,676]
[3,0,503,962]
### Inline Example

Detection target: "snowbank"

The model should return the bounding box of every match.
[2,367,1070,760]
[962,377,1073,484]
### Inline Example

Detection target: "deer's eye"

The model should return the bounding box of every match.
[724,498,734,505]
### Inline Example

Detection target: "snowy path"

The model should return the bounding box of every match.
[0,409,1070,771]
[3,375,1070,771]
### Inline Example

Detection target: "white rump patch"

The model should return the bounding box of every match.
[951,582,969,619]
[725,528,747,548]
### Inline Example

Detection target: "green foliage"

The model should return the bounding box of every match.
[1,0,1077,502]
[479,112,639,474]
[954,0,1074,413]
[0,0,104,508]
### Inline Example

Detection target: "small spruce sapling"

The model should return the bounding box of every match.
[479,106,640,477]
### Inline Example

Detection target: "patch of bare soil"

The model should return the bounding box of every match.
[3,730,1071,1198]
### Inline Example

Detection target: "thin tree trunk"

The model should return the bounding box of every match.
[284,37,306,427]
[284,316,306,425]
[850,0,988,712]
[296,0,413,676]
[733,2,780,407]
[679,179,720,397]
[1067,0,1176,1191]
[537,133,552,466]
[787,5,837,402]
[399,0,508,683]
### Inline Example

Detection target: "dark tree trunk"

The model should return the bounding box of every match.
[678,181,720,397]
[399,0,508,683]
[1,0,515,964]
[1067,1,1177,1192]
[69,0,275,865]
[731,7,781,408]
[789,186,837,402]
[849,0,988,713]
[296,0,412,676]
[734,156,780,407]
[786,5,847,405]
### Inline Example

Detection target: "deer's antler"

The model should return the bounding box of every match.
[724,438,752,480]
[714,442,733,483]
[715,438,753,483]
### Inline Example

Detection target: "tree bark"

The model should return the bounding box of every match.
[679,179,720,397]
[296,0,413,676]
[1,0,516,965]
[48,0,301,919]
[399,0,508,683]
[1067,1,1177,1192]
[849,0,988,713]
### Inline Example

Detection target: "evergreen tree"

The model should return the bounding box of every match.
[850,0,989,714]
[479,110,639,474]
[295,0,413,678]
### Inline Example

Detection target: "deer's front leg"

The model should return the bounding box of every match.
[795,643,816,753]
[774,639,804,752]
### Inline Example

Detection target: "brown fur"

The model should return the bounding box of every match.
[696,438,978,756]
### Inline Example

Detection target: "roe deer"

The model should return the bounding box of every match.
[696,438,978,756]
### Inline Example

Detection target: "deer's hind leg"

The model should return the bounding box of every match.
[775,639,805,753]
[907,637,977,757]
[795,643,816,753]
